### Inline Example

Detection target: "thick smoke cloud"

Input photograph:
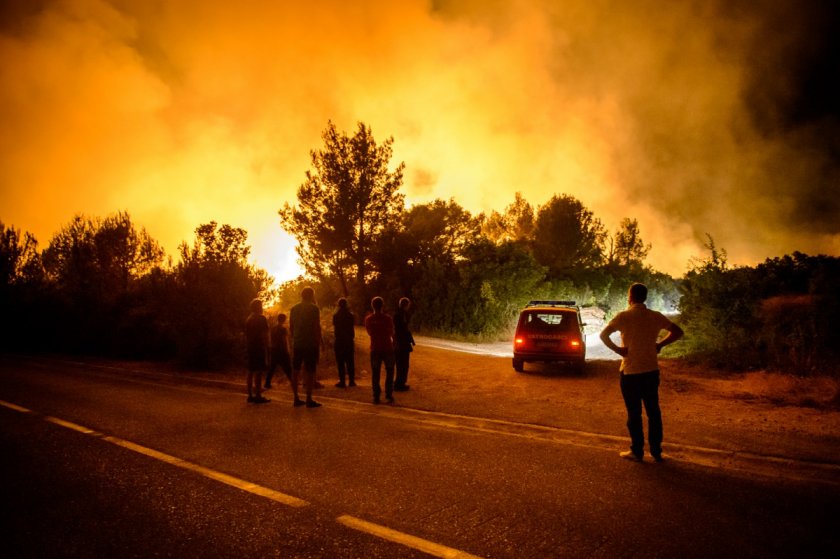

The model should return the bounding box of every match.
[0,0,836,278]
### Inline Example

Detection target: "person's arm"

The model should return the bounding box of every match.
[656,322,684,353]
[599,323,628,357]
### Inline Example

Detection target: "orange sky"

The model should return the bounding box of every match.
[1,0,837,281]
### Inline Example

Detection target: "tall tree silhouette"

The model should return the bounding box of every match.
[280,121,405,300]
[174,222,271,367]
[42,212,163,302]
[531,194,606,277]
[605,218,651,273]
[0,222,42,287]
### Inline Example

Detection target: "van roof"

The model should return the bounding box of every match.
[525,300,578,309]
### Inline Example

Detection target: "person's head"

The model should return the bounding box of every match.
[371,296,384,313]
[337,297,348,309]
[399,297,411,310]
[276,312,287,325]
[301,286,315,303]
[249,298,263,314]
[628,283,648,304]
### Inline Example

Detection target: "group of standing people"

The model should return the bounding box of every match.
[249,281,684,464]
[244,288,415,407]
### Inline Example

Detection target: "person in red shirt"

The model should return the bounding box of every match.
[364,296,395,404]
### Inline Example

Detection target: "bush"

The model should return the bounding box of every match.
[678,252,840,375]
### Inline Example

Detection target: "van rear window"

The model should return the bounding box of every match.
[521,311,576,330]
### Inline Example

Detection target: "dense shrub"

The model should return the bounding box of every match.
[678,252,840,375]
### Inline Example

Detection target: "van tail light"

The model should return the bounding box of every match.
[570,340,581,348]
[515,337,524,345]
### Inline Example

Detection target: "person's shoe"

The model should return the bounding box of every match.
[247,395,256,403]
[314,381,324,388]
[293,398,305,407]
[394,385,410,392]
[373,397,380,405]
[386,395,394,403]
[253,396,270,404]
[306,400,322,408]
[651,453,665,463]
[335,381,346,388]
[620,451,643,462]
[348,380,357,387]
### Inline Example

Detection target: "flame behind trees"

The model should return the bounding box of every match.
[279,121,405,304]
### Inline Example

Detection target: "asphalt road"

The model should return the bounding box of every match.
[1,355,838,558]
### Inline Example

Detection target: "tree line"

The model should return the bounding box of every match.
[0,214,270,368]
[278,121,680,340]
[2,120,837,375]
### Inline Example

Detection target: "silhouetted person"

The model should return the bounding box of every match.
[245,298,270,404]
[266,313,292,389]
[332,298,356,388]
[290,286,322,408]
[600,283,684,462]
[393,297,415,391]
[365,296,395,404]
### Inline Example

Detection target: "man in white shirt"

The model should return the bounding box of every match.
[600,283,684,462]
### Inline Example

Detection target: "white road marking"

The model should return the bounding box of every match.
[101,436,309,508]
[5,399,487,556]
[45,416,101,435]
[337,515,484,559]
[5,402,310,508]
[0,399,32,413]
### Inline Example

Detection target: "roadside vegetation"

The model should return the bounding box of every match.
[2,121,837,376]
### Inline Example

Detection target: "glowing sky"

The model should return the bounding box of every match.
[1,0,837,281]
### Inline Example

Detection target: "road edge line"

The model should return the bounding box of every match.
[336,514,484,559]
[0,399,32,413]
[15,402,311,509]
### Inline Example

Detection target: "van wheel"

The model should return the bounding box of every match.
[513,358,524,372]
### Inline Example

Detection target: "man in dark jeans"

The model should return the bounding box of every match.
[290,286,322,408]
[393,297,415,391]
[245,298,270,404]
[332,298,356,388]
[364,296,395,404]
[600,283,683,462]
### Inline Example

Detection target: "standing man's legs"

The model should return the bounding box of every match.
[641,371,663,458]
[384,352,396,402]
[395,351,409,389]
[291,352,304,406]
[620,373,645,458]
[346,345,356,386]
[371,351,383,403]
[335,346,347,387]
[265,357,275,388]
[247,351,265,402]
[303,350,321,407]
